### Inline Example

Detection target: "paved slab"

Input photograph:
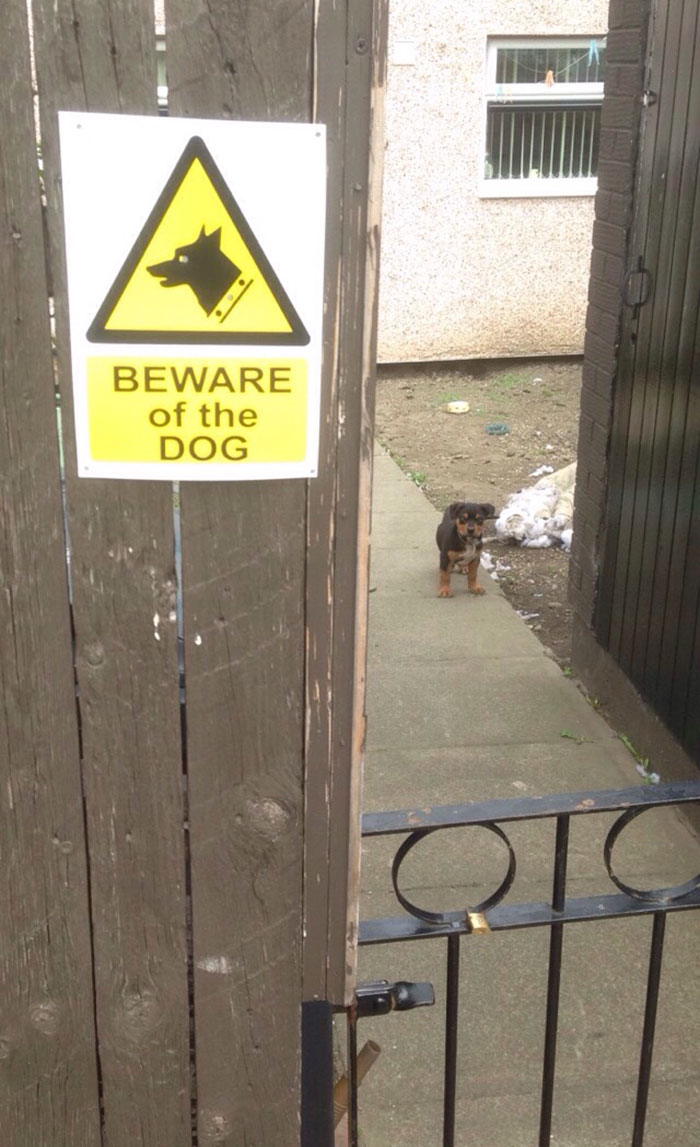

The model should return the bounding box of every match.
[354,448,700,1147]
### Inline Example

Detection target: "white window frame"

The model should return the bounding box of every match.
[480,36,605,199]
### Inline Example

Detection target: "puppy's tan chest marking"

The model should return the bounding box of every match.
[447,542,478,568]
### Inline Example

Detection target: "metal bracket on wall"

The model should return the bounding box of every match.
[623,256,652,333]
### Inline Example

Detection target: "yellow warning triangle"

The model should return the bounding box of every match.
[87,136,309,345]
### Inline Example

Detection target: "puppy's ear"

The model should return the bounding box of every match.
[447,502,464,520]
[481,503,496,519]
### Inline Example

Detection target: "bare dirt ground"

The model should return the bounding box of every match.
[374,357,582,667]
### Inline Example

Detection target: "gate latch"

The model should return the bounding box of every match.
[355,979,435,1019]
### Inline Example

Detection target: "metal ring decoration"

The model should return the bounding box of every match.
[604,804,700,904]
[390,822,517,927]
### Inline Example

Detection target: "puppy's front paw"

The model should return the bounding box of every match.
[438,586,453,598]
[468,584,486,595]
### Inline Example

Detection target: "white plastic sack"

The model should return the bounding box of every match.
[496,463,576,550]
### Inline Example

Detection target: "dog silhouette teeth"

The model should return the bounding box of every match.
[147,226,242,316]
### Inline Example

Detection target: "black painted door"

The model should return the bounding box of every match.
[597,0,700,758]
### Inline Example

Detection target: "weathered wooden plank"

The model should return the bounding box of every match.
[301,0,349,1004]
[164,2,313,1142]
[307,0,389,1006]
[0,4,101,1143]
[30,2,192,1143]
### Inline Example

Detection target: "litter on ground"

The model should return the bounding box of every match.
[481,551,512,581]
[496,462,575,550]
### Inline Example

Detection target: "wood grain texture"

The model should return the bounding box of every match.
[0,4,101,1144]
[305,0,389,1005]
[164,2,312,1142]
[30,2,192,1143]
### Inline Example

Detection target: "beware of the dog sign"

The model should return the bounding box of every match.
[59,113,326,480]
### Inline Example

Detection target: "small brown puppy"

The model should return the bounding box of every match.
[436,501,495,598]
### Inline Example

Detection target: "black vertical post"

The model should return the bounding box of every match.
[301,1001,335,1147]
[539,814,570,1145]
[443,933,461,1147]
[632,912,666,1147]
[348,1003,360,1147]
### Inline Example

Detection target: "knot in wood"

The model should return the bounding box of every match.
[201,1111,232,1141]
[245,797,291,841]
[85,642,105,668]
[120,988,160,1039]
[29,1001,60,1036]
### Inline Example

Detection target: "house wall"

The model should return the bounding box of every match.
[569,0,650,633]
[378,0,610,362]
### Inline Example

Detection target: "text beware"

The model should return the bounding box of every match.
[87,356,307,466]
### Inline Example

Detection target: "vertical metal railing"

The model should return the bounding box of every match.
[539,813,570,1144]
[443,934,461,1147]
[632,912,667,1147]
[347,782,700,1147]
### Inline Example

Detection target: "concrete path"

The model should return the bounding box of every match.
[355,448,700,1146]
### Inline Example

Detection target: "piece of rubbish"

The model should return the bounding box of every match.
[446,400,470,414]
[636,763,661,784]
[333,1040,381,1129]
[517,610,540,621]
[481,551,511,580]
[530,464,554,477]
[485,422,509,435]
[496,462,575,549]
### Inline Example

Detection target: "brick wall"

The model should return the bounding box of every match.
[568,0,651,628]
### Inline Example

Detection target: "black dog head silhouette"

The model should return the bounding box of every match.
[148,226,241,316]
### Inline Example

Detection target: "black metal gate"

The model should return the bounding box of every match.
[596,0,700,759]
[342,781,700,1147]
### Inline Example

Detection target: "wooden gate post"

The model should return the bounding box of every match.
[164,0,388,1139]
[2,0,387,1142]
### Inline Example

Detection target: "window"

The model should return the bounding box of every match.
[156,35,168,114]
[482,37,606,197]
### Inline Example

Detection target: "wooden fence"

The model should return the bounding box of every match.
[0,1,387,1143]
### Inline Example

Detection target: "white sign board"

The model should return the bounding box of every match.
[59,112,326,480]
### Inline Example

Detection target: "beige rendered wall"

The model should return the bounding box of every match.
[377,0,611,362]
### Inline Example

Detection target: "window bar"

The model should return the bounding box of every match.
[529,112,535,178]
[569,112,577,179]
[486,115,493,178]
[631,912,667,1147]
[539,111,546,177]
[347,1002,359,1147]
[538,814,570,1146]
[559,110,567,178]
[508,111,515,180]
[498,114,505,179]
[588,111,596,177]
[549,111,556,178]
[443,933,461,1147]
[579,111,587,177]
[520,114,526,179]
